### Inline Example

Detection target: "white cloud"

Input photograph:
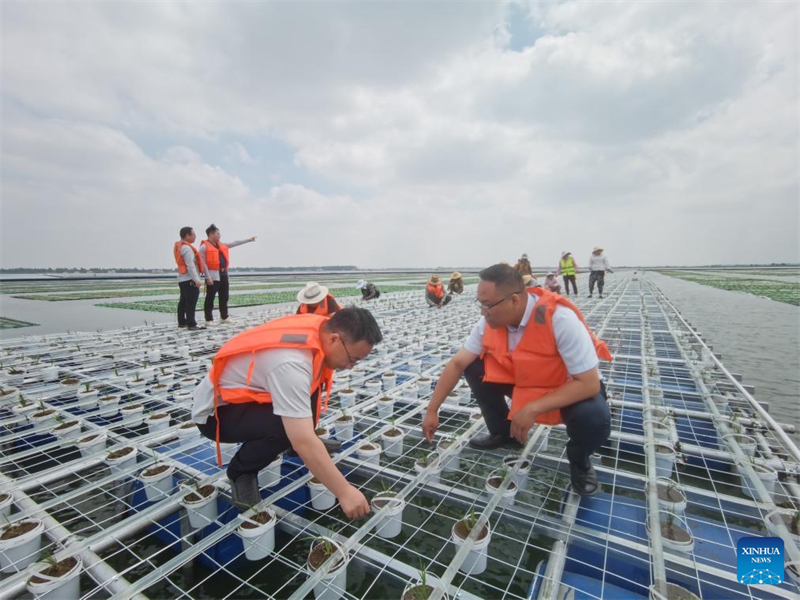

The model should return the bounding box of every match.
[1,1,797,268]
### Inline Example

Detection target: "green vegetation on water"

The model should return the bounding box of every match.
[0,317,39,329]
[98,284,425,313]
[657,271,800,306]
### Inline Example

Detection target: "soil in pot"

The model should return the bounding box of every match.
[0,493,10,504]
[453,520,489,542]
[61,379,79,386]
[657,483,684,503]
[403,585,434,600]
[1,521,38,540]
[54,421,78,431]
[184,485,216,503]
[661,520,691,543]
[143,465,171,477]
[384,428,402,437]
[28,556,78,585]
[241,511,274,529]
[107,447,135,460]
[180,422,196,429]
[315,427,328,436]
[308,540,345,571]
[360,443,377,452]
[78,435,99,444]
[656,445,673,454]
[124,404,143,410]
[149,413,169,420]
[32,409,56,418]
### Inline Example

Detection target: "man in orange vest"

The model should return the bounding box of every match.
[425,275,452,308]
[296,282,341,316]
[174,226,204,330]
[422,264,612,496]
[192,308,382,516]
[199,224,256,326]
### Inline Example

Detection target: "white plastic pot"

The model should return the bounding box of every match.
[177,422,200,443]
[156,371,175,385]
[177,377,198,390]
[98,396,120,415]
[402,577,449,600]
[414,454,442,484]
[120,404,145,426]
[407,359,422,374]
[0,492,13,518]
[52,420,81,441]
[237,507,278,561]
[30,410,58,428]
[376,397,394,419]
[417,379,432,394]
[126,378,147,391]
[724,433,757,458]
[104,446,138,475]
[646,442,676,479]
[381,373,397,389]
[356,443,381,466]
[3,370,25,387]
[451,517,491,575]
[364,380,382,395]
[41,366,59,383]
[181,485,219,529]
[12,402,37,420]
[146,413,171,434]
[370,493,405,539]
[502,455,531,488]
[381,428,405,458]
[0,519,44,573]
[338,390,356,409]
[76,431,107,457]
[485,470,518,506]
[647,512,694,554]
[0,386,21,405]
[173,389,194,403]
[436,439,460,472]
[306,537,349,600]
[740,462,778,501]
[139,464,175,501]
[76,388,98,408]
[258,455,283,488]
[309,479,336,510]
[334,417,355,442]
[653,478,687,514]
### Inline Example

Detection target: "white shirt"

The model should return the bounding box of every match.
[588,254,610,272]
[176,244,203,284]
[463,294,600,376]
[192,348,315,423]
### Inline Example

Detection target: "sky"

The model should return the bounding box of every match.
[1,1,798,269]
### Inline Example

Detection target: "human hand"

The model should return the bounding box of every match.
[250,236,257,242]
[510,404,539,444]
[206,278,214,286]
[422,409,439,442]
[339,486,369,519]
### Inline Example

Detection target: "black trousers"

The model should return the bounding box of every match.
[197,391,319,481]
[204,273,230,321]
[177,281,199,328]
[589,271,605,295]
[562,275,578,296]
[464,358,611,469]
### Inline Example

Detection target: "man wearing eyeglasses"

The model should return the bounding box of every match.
[192,308,381,516]
[422,264,612,496]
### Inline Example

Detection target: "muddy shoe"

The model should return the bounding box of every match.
[230,473,260,509]
[570,462,599,496]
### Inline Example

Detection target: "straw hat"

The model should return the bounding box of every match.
[593,246,603,253]
[522,274,532,285]
[428,275,441,285]
[297,281,329,304]
[355,279,368,290]
[450,271,462,280]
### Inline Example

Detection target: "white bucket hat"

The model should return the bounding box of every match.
[593,246,603,253]
[355,279,368,290]
[297,282,329,304]
[561,251,571,258]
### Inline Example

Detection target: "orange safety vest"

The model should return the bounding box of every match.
[427,282,444,300]
[201,240,230,271]
[481,288,612,425]
[173,241,202,275]
[208,314,334,466]
[298,295,336,317]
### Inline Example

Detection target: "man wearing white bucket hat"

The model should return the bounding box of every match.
[588,246,612,299]
[296,282,341,317]
[356,279,381,301]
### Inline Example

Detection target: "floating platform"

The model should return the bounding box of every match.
[0,273,798,599]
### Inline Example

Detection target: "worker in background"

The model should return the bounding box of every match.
[356,279,381,301]
[514,253,533,276]
[588,246,612,299]
[199,224,256,326]
[557,251,578,297]
[426,275,452,308]
[174,226,204,331]
[448,272,464,295]
[522,274,540,289]
[544,272,562,294]
[296,282,341,316]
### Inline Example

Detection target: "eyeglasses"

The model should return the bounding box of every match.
[339,336,359,366]
[475,291,521,313]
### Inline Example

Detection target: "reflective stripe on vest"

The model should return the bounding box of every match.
[174,241,202,275]
[208,314,334,466]
[480,288,612,425]
[201,241,230,271]
[560,256,576,276]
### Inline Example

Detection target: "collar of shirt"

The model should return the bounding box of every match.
[507,292,534,334]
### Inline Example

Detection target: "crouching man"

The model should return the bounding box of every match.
[192,308,382,517]
[422,264,612,496]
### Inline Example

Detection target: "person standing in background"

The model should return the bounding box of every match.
[199,224,256,326]
[588,246,612,299]
[174,226,204,330]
